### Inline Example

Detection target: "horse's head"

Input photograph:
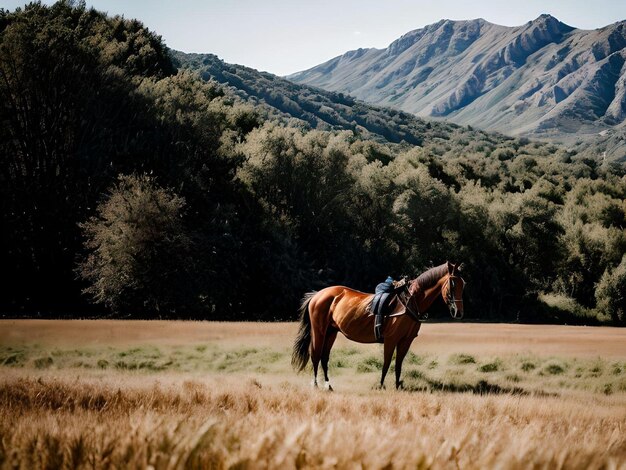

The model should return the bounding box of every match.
[442,262,465,319]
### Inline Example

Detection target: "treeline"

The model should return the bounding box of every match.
[1,1,625,324]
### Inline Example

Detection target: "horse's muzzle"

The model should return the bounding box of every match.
[450,303,464,320]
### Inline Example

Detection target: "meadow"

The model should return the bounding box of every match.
[1,320,625,469]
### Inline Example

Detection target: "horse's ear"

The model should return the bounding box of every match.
[447,262,454,275]
[457,263,464,273]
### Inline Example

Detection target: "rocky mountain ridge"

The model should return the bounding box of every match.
[289,15,626,145]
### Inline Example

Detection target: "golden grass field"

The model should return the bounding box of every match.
[1,320,625,469]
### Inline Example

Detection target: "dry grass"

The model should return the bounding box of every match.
[1,321,625,469]
[1,375,625,469]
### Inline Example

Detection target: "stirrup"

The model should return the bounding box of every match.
[374,323,384,343]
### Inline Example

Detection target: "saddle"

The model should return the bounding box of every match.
[371,277,408,343]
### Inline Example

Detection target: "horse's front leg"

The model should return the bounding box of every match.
[394,337,413,389]
[379,339,395,389]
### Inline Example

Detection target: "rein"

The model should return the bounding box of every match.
[397,280,426,322]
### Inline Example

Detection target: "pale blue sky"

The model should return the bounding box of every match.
[3,1,626,75]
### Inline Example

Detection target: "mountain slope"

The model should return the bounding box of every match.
[289,15,626,142]
[174,51,519,148]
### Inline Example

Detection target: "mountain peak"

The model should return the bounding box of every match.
[386,18,489,56]
[534,13,558,22]
[528,14,575,33]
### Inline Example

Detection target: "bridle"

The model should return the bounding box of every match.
[444,274,465,319]
[395,273,464,321]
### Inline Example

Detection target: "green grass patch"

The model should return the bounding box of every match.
[331,359,346,368]
[224,348,259,360]
[543,363,566,375]
[263,351,284,363]
[588,362,603,377]
[406,369,424,380]
[336,347,359,356]
[357,356,383,373]
[479,361,500,373]
[449,353,476,365]
[118,348,142,358]
[115,360,138,370]
[405,352,425,365]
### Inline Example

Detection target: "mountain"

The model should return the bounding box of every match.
[289,15,626,145]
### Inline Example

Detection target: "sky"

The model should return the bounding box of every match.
[3,0,626,76]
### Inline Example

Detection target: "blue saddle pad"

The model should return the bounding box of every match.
[375,279,394,294]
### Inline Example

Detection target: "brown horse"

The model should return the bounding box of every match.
[292,261,465,390]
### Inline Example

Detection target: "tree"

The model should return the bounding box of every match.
[78,175,197,315]
[391,156,456,269]
[595,255,626,325]
[0,1,175,312]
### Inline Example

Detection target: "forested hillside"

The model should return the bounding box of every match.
[174,51,517,150]
[1,2,625,324]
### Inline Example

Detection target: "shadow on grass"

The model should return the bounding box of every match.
[403,371,558,397]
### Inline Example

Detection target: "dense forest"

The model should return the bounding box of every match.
[1,1,625,324]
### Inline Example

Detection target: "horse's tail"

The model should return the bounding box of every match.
[292,291,316,372]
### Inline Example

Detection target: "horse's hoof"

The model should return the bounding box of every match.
[324,381,334,392]
[373,383,386,390]
[311,380,318,389]
[396,380,404,390]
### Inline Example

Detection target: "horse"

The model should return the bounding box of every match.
[291,261,465,390]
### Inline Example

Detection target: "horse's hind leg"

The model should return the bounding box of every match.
[310,328,322,388]
[309,295,333,388]
[321,327,338,391]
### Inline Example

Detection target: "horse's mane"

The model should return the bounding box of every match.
[415,263,448,289]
